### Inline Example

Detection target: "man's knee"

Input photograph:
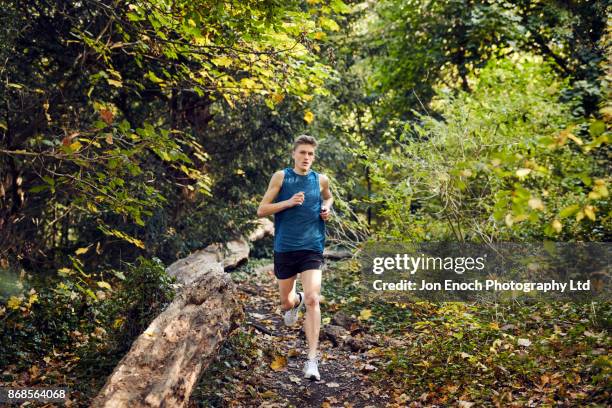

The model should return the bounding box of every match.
[304,292,320,309]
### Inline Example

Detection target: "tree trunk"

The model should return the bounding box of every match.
[91,218,274,408]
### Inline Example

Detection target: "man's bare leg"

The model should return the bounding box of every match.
[277,275,300,311]
[301,269,322,360]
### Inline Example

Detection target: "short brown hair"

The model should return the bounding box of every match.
[293,134,318,151]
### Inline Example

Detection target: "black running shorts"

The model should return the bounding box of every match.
[273,250,325,280]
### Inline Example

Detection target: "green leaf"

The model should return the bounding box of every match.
[98,225,145,249]
[559,204,580,219]
[319,16,340,32]
[107,78,123,88]
[118,120,131,132]
[147,71,164,84]
[111,270,126,280]
[29,185,49,193]
[135,214,145,226]
[330,0,351,13]
[97,281,112,290]
[57,267,74,277]
[577,172,592,186]
[108,158,120,170]
[589,120,605,137]
[43,176,55,186]
[211,56,233,67]
[157,150,171,161]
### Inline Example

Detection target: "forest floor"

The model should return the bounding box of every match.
[191,257,611,408]
[2,255,607,407]
[190,259,391,407]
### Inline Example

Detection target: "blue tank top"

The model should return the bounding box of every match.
[274,168,326,253]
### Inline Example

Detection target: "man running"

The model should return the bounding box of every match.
[257,134,333,381]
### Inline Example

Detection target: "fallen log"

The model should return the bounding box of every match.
[323,248,353,260]
[91,219,274,408]
[91,269,242,408]
[247,217,274,241]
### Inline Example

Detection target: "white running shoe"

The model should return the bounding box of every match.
[283,291,304,326]
[303,358,320,381]
[284,292,304,326]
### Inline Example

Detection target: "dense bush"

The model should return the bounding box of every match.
[0,257,175,373]
[360,54,609,242]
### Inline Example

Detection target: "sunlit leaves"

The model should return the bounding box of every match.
[96,281,112,291]
[211,56,232,67]
[96,0,337,106]
[364,54,609,241]
[75,247,90,255]
[558,204,580,219]
[7,296,21,310]
[527,197,544,211]
[588,179,609,200]
[330,0,352,14]
[97,225,145,249]
[319,16,340,32]
[303,110,315,124]
[515,168,531,179]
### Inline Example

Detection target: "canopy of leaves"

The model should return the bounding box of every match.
[0,0,340,271]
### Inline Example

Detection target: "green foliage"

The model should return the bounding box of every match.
[97,257,176,348]
[368,0,519,116]
[0,257,175,379]
[362,54,610,241]
[365,0,608,119]
[0,0,339,275]
[81,0,335,106]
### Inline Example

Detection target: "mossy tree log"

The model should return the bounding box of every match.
[91,219,273,408]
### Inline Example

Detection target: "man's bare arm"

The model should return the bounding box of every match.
[257,171,305,217]
[320,174,333,221]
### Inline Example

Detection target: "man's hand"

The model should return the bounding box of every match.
[287,191,305,207]
[320,205,331,221]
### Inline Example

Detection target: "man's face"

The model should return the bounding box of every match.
[292,144,316,172]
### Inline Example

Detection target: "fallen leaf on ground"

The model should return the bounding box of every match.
[270,355,287,371]
[517,338,531,347]
[362,364,377,372]
[260,390,277,399]
[359,309,372,320]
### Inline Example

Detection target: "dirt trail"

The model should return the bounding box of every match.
[205,263,391,407]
